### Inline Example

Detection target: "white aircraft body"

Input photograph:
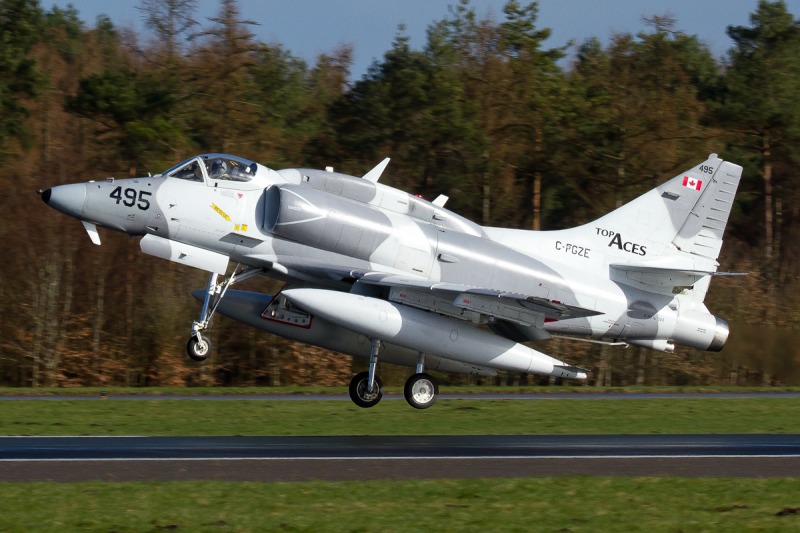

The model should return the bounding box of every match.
[41,153,742,408]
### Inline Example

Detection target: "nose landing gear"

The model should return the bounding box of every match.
[186,265,261,362]
[187,335,211,362]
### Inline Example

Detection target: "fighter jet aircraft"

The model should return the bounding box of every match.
[41,152,741,408]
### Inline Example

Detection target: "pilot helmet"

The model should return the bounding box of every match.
[211,158,227,175]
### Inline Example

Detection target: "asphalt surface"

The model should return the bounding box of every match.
[2,434,798,481]
[1,392,800,401]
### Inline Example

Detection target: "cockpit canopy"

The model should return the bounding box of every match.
[160,154,267,189]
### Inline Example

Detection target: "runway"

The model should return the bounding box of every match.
[2,392,799,401]
[1,434,799,481]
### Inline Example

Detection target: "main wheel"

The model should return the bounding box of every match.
[404,373,438,409]
[187,335,211,362]
[348,371,383,408]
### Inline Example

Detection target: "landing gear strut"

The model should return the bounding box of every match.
[346,348,440,409]
[187,265,261,362]
[348,338,383,408]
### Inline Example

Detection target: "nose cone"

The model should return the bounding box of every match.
[41,183,87,218]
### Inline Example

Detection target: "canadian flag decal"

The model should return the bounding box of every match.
[682,176,702,191]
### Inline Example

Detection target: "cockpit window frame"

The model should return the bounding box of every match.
[164,156,207,182]
[203,155,258,186]
[162,154,259,187]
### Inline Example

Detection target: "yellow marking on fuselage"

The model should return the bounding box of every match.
[211,203,231,221]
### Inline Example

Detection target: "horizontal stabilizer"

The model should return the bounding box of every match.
[610,263,713,290]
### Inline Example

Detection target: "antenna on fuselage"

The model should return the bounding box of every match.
[362,158,390,182]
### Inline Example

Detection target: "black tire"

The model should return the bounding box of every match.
[187,335,211,362]
[404,373,438,409]
[348,371,383,408]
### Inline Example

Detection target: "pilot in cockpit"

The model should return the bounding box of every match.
[174,161,204,181]
[209,158,252,182]
[209,158,228,180]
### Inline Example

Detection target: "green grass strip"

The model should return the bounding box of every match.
[1,397,798,436]
[0,478,798,532]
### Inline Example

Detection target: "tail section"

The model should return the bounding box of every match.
[486,154,743,301]
[480,154,742,352]
[590,153,743,264]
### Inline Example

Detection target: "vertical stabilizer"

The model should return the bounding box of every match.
[589,154,742,302]
[585,154,743,262]
[669,158,742,260]
[485,153,743,278]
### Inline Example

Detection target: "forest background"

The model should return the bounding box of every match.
[0,0,798,388]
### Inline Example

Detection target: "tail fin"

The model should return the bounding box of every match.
[669,157,742,260]
[591,153,743,263]
[486,154,743,301]
[586,154,743,302]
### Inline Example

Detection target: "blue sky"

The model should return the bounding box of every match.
[48,0,800,78]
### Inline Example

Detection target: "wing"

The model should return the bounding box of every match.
[353,271,601,330]
[256,257,601,343]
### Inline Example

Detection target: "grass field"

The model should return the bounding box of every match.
[0,392,798,436]
[0,478,799,532]
[0,388,798,531]
[2,385,799,397]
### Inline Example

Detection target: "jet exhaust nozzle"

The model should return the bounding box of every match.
[671,310,729,352]
[707,316,729,352]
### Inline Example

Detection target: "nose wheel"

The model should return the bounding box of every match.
[187,334,211,362]
[185,265,261,363]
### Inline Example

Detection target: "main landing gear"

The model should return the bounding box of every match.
[187,265,261,362]
[348,371,384,408]
[348,338,384,407]
[347,345,439,409]
[404,372,439,409]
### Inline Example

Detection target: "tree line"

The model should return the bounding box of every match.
[0,0,798,387]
